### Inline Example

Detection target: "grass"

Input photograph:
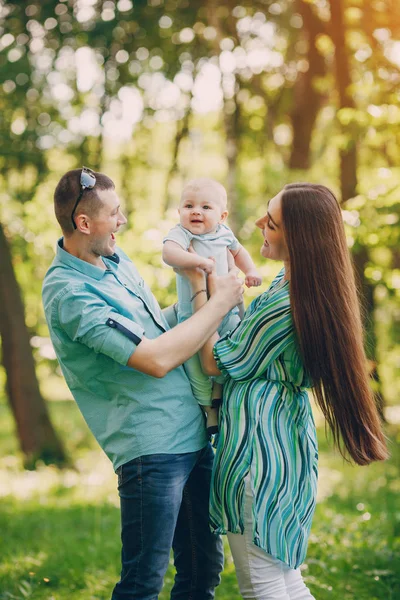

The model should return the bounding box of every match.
[0,399,399,599]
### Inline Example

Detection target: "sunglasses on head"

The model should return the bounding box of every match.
[71,166,96,229]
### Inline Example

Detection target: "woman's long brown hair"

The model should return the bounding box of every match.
[281,183,388,465]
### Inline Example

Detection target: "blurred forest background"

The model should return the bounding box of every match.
[0,0,399,599]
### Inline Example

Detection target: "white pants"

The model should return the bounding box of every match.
[227,479,316,600]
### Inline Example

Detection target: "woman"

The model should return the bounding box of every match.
[185,183,388,600]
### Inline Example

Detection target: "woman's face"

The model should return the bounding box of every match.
[255,191,289,262]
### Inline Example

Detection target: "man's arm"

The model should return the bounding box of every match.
[127,270,243,377]
[163,240,214,273]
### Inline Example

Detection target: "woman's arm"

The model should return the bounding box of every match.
[191,270,221,376]
[182,258,240,376]
[179,248,243,376]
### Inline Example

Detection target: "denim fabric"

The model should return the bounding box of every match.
[112,444,224,600]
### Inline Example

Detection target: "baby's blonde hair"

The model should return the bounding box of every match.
[181,178,227,208]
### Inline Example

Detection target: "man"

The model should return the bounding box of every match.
[42,167,243,600]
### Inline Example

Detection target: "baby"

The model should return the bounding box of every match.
[163,178,261,434]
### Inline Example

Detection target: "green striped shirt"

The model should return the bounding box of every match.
[211,269,318,569]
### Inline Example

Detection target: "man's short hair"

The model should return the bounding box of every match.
[54,168,115,235]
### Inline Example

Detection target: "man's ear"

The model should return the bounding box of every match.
[75,213,91,235]
[219,210,228,223]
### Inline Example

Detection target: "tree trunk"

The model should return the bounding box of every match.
[120,148,135,221]
[206,0,242,233]
[0,222,67,468]
[329,0,384,410]
[223,96,241,234]
[78,135,103,173]
[163,110,191,215]
[329,0,358,201]
[289,0,326,169]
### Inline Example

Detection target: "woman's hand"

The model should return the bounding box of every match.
[174,264,206,288]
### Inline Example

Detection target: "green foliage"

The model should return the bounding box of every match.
[0,7,398,594]
[0,0,398,402]
[0,400,399,599]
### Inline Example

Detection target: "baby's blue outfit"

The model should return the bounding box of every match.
[163,223,241,406]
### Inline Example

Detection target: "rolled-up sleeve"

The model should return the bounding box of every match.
[57,287,144,366]
[213,292,294,382]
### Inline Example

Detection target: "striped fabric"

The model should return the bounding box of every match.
[211,269,318,569]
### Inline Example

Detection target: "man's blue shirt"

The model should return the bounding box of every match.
[42,239,207,470]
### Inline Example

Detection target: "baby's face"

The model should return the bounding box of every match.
[179,188,228,235]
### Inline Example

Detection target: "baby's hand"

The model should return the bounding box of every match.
[245,269,262,288]
[198,257,215,274]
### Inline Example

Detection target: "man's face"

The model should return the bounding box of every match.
[87,188,127,257]
[179,188,228,235]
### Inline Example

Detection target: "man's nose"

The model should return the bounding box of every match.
[118,212,128,225]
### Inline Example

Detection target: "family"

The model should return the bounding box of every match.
[42,168,388,600]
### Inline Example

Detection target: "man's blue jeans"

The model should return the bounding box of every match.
[111,443,224,600]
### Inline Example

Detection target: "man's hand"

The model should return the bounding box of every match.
[208,266,244,312]
[128,257,243,378]
[245,269,262,288]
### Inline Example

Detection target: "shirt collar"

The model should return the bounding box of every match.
[55,238,120,281]
[180,223,223,237]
